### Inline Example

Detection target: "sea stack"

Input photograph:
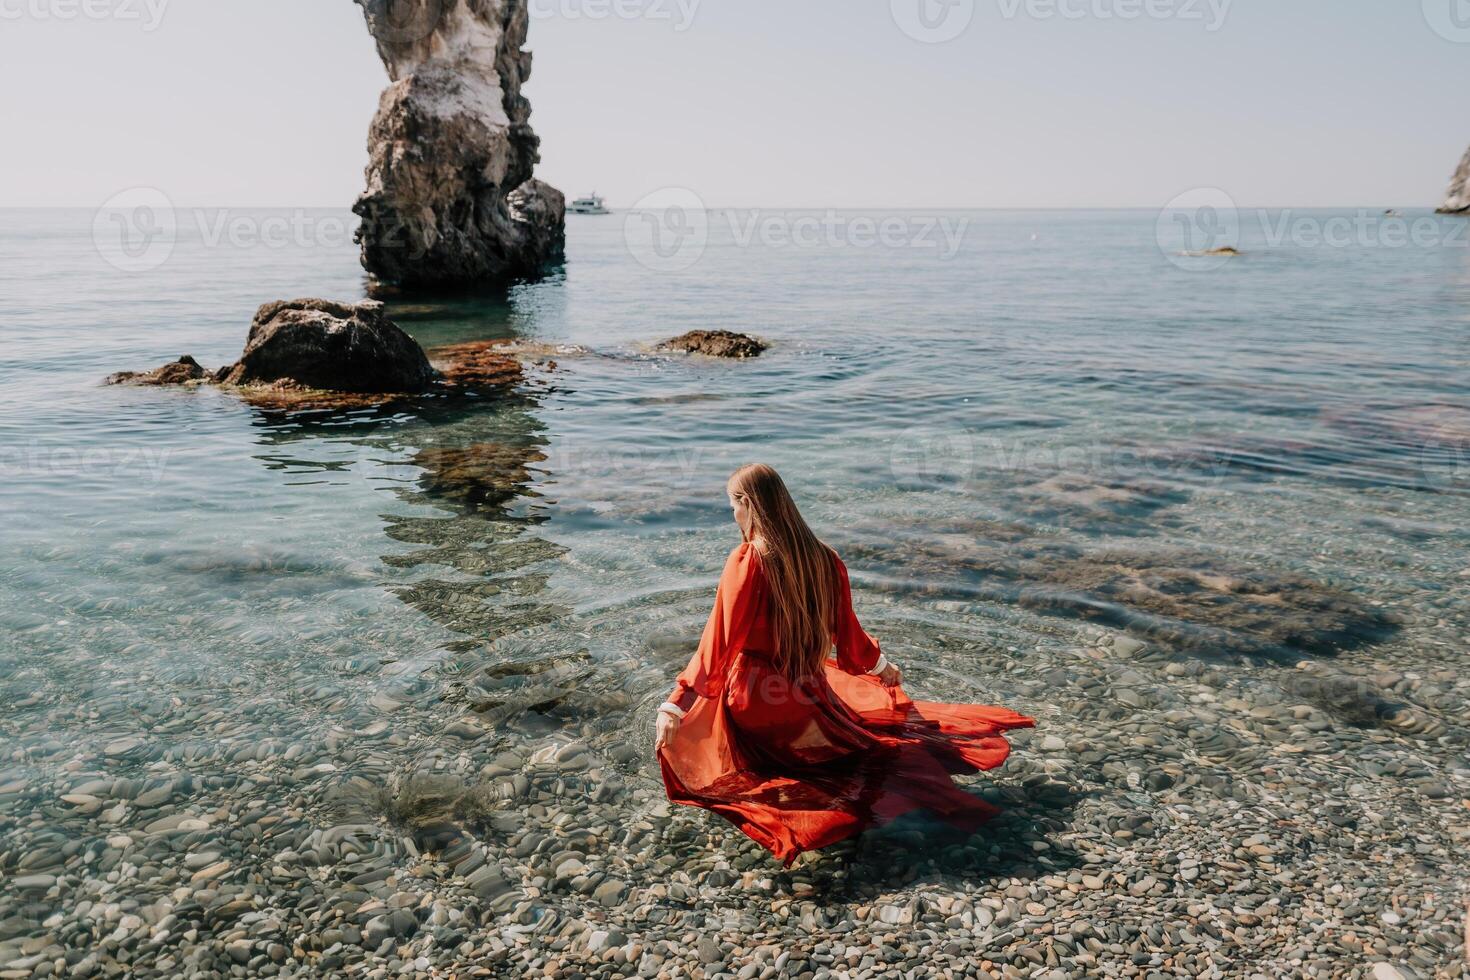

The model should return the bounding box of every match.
[352,0,566,289]
[1438,144,1470,214]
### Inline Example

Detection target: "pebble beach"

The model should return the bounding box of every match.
[3,601,1467,979]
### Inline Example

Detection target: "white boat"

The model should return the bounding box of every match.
[570,193,609,215]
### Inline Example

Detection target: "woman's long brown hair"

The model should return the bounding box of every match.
[727,464,840,680]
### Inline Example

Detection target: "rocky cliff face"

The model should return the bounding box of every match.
[1440,144,1470,214]
[353,0,565,289]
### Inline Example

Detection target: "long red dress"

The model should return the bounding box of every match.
[658,541,1035,866]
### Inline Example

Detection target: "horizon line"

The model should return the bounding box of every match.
[0,203,1452,212]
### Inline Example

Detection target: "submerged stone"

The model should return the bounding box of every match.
[104,355,208,387]
[411,442,548,510]
[849,533,1397,661]
[427,341,527,392]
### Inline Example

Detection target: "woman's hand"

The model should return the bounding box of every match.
[654,710,681,752]
[877,662,902,688]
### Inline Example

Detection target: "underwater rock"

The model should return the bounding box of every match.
[427,341,527,392]
[1324,402,1470,448]
[104,355,208,387]
[1012,473,1190,534]
[353,0,565,288]
[657,330,769,358]
[1151,427,1452,494]
[1007,548,1397,659]
[1320,402,1470,490]
[412,442,547,509]
[846,532,1398,661]
[1276,668,1410,730]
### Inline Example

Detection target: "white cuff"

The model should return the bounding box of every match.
[868,653,890,675]
[658,701,687,718]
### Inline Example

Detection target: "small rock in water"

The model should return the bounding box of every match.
[104,355,208,387]
[13,874,56,892]
[1113,636,1147,656]
[592,880,626,907]
[697,936,723,964]
[218,299,436,394]
[658,330,769,359]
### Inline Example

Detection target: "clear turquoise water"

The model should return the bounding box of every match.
[4,204,1469,730]
[1,207,1467,927]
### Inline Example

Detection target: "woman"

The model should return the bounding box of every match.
[655,464,1035,866]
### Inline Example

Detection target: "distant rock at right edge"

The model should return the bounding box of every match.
[1438,144,1470,214]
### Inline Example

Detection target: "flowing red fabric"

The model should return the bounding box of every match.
[658,542,1035,866]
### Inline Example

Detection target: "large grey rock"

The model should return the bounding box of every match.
[216,299,435,394]
[352,0,565,289]
[1439,144,1470,214]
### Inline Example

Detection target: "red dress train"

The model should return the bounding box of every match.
[657,542,1035,866]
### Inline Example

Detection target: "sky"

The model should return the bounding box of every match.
[1,0,1467,209]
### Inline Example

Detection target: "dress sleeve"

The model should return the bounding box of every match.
[663,542,765,715]
[832,552,888,676]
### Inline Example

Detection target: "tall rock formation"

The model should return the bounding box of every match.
[1439,144,1470,215]
[353,0,565,289]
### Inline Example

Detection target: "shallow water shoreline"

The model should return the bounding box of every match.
[1,609,1464,978]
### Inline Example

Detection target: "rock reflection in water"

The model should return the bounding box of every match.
[411,442,548,511]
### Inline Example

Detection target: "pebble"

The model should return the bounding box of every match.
[12,875,55,892]
[189,860,230,883]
